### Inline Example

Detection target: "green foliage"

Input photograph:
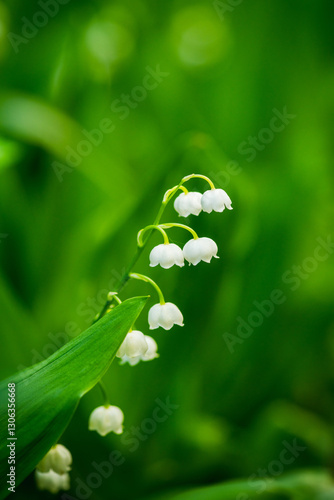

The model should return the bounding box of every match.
[152,471,334,500]
[0,297,147,498]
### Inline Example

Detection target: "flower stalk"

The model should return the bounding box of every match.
[93,173,229,323]
[129,273,165,304]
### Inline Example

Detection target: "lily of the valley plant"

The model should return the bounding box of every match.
[35,174,233,493]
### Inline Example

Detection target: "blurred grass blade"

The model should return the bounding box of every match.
[152,470,334,500]
[0,296,147,498]
[0,92,81,158]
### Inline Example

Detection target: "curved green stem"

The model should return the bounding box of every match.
[94,193,172,322]
[162,184,188,203]
[107,292,122,305]
[97,380,109,407]
[137,225,169,247]
[160,223,198,240]
[129,273,165,304]
[182,173,215,189]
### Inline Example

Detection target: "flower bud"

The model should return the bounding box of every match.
[201,188,232,213]
[148,302,184,330]
[174,192,202,217]
[89,405,124,436]
[183,237,218,265]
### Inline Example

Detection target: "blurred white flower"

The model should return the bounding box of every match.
[37,444,72,475]
[174,191,202,217]
[119,354,141,366]
[35,470,70,494]
[89,405,124,436]
[120,335,159,366]
[201,188,232,213]
[183,237,218,265]
[116,330,148,359]
[149,243,184,269]
[141,335,159,360]
[148,303,184,330]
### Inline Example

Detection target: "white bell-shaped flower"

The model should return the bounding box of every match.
[35,470,70,494]
[119,354,141,366]
[37,444,72,475]
[183,237,218,265]
[116,330,148,359]
[201,188,233,213]
[148,302,184,330]
[120,335,159,366]
[89,405,124,436]
[174,192,202,217]
[142,336,159,360]
[149,243,184,269]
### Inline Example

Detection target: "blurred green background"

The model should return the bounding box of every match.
[1,0,334,498]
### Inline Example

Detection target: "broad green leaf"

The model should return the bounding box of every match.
[152,470,334,500]
[0,296,147,499]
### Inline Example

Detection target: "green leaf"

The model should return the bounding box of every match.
[0,296,147,499]
[151,470,334,500]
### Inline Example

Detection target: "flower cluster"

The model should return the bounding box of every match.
[151,236,219,268]
[35,444,72,494]
[148,188,231,270]
[174,187,232,216]
[86,175,232,438]
[35,175,233,493]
